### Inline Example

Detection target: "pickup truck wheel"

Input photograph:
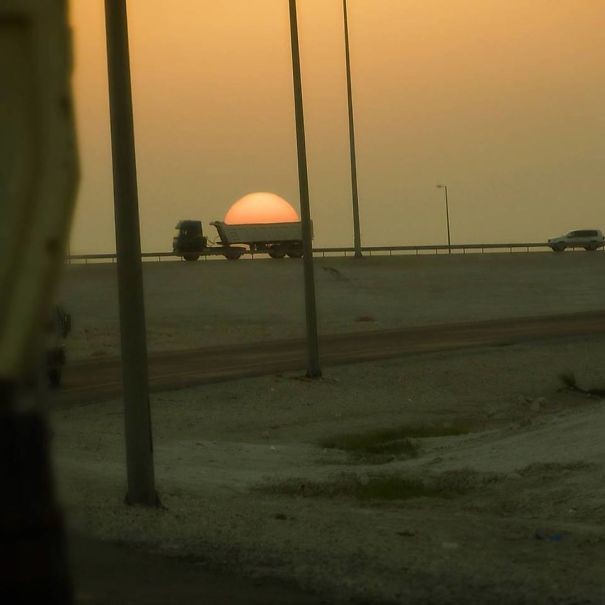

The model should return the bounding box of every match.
[269,249,286,259]
[287,250,303,258]
[183,254,200,261]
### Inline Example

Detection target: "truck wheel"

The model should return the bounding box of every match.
[269,248,286,259]
[183,254,200,261]
[224,250,242,260]
[287,250,303,258]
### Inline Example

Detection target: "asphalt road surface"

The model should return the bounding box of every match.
[58,310,605,406]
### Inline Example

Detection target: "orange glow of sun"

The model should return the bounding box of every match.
[224,192,299,225]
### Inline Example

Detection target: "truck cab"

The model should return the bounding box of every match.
[173,220,206,261]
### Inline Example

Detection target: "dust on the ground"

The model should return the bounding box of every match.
[52,337,605,604]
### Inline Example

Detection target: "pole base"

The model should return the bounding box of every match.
[305,369,322,379]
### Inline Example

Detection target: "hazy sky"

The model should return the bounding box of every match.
[70,1,605,253]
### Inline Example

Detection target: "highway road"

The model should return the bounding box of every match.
[58,310,605,406]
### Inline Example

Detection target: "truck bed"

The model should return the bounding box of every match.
[211,221,304,245]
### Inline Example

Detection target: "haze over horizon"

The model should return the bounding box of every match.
[70,0,605,254]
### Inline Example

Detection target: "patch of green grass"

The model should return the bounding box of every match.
[517,461,596,477]
[258,474,459,502]
[356,476,448,501]
[318,424,470,462]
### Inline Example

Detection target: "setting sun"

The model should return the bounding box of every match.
[224,192,300,225]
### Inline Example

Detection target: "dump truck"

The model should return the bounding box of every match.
[173,220,306,260]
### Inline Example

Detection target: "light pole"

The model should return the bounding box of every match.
[343,0,362,258]
[436,184,452,254]
[288,0,321,377]
[105,0,158,506]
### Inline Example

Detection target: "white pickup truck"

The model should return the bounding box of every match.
[548,229,604,252]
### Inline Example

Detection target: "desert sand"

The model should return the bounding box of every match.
[53,253,605,603]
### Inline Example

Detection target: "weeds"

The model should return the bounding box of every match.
[256,467,508,503]
[258,474,456,502]
[318,424,470,463]
[517,461,596,477]
[357,476,447,501]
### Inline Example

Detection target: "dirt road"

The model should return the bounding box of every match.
[58,310,605,405]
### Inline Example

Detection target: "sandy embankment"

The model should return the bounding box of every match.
[60,252,605,360]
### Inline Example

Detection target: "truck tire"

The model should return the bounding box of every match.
[224,250,242,260]
[268,248,286,259]
[183,254,200,261]
[287,249,303,258]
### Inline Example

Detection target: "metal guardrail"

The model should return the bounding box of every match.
[67,251,174,263]
[65,242,569,264]
[313,242,551,256]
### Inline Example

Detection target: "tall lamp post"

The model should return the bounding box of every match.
[343,0,362,258]
[105,0,158,505]
[288,0,321,377]
[436,184,452,254]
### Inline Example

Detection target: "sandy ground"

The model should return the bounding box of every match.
[59,251,605,360]
[69,532,322,604]
[52,335,605,604]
